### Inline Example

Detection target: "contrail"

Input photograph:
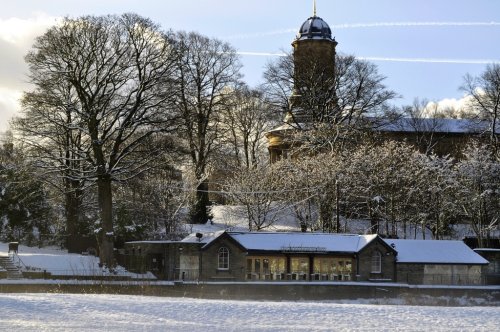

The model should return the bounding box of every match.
[236,52,500,64]
[359,57,500,64]
[237,51,286,57]
[333,21,500,29]
[223,21,500,39]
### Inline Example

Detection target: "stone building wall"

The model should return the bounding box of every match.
[199,237,247,281]
[356,239,396,281]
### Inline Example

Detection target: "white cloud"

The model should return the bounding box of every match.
[423,95,476,118]
[0,14,59,45]
[0,87,22,131]
[0,13,60,131]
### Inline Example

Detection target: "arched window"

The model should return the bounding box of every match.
[371,251,382,273]
[218,247,229,270]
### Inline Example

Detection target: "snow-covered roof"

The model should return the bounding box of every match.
[375,118,496,134]
[181,230,225,247]
[227,232,378,253]
[384,239,489,265]
[474,248,500,252]
[267,117,498,136]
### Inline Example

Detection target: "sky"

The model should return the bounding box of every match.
[1,0,500,131]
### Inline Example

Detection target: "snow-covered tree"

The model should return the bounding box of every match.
[270,151,351,233]
[273,157,319,232]
[454,142,499,247]
[0,132,52,244]
[344,141,425,236]
[398,98,447,155]
[412,154,458,239]
[225,166,288,231]
[114,165,186,242]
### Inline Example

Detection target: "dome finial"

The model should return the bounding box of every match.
[313,0,317,17]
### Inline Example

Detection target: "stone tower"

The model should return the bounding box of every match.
[267,3,338,162]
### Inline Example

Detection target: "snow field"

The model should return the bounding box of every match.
[0,293,498,331]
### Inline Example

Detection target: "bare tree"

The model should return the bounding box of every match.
[461,64,500,155]
[173,31,242,223]
[262,53,397,152]
[20,14,179,267]
[221,86,276,169]
[399,98,445,155]
[262,53,294,115]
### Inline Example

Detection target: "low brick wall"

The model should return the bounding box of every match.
[0,281,498,306]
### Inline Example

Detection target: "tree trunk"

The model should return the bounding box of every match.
[65,190,81,244]
[191,180,210,224]
[64,192,79,243]
[97,173,115,268]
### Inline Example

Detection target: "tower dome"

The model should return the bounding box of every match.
[296,16,333,41]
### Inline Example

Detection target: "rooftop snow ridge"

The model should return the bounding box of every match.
[227,231,362,236]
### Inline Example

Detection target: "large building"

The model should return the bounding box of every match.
[266,6,491,161]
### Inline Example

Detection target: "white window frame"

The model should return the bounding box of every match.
[371,251,382,273]
[218,247,229,270]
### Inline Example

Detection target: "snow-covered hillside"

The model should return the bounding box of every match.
[0,242,153,279]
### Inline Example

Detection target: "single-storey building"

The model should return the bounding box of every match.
[122,231,397,281]
[473,248,500,285]
[183,231,397,282]
[122,231,491,285]
[385,239,490,285]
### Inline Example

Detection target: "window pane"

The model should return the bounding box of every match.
[218,247,229,269]
[371,252,381,273]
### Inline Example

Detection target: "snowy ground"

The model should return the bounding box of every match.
[0,294,498,331]
[0,242,154,279]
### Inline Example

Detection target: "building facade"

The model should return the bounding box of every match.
[122,231,491,285]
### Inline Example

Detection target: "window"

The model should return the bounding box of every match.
[218,247,229,270]
[246,257,285,280]
[371,251,382,273]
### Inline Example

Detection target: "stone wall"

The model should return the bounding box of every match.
[356,238,396,281]
[397,263,487,285]
[1,282,497,306]
[396,264,425,284]
[199,237,247,281]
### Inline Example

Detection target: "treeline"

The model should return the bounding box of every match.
[225,140,499,248]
